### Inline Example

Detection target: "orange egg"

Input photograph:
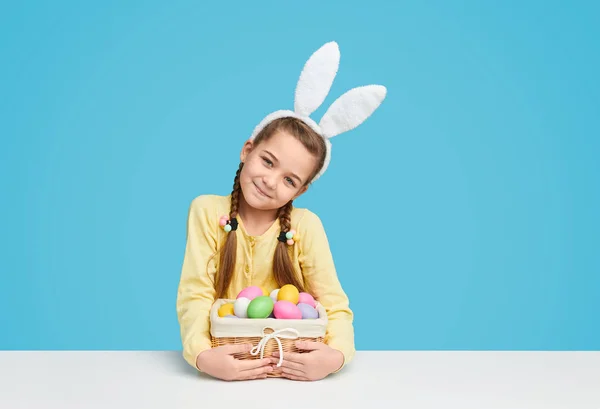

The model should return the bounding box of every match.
[277,284,300,304]
[218,303,235,317]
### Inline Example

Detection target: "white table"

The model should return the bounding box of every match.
[1,351,598,408]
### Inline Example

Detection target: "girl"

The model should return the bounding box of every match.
[176,41,386,382]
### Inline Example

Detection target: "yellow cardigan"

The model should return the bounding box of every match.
[176,194,355,371]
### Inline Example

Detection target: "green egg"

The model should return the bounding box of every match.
[247,296,274,319]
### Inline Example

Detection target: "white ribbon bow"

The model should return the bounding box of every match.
[249,327,300,367]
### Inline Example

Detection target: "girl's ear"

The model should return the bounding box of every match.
[293,185,309,200]
[240,140,254,163]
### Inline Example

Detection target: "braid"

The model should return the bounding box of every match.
[273,200,305,291]
[278,200,293,232]
[229,163,242,219]
[215,162,243,298]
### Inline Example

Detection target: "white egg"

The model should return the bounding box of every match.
[270,289,280,303]
[234,297,251,318]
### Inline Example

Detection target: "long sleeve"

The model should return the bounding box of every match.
[296,210,355,370]
[176,196,219,370]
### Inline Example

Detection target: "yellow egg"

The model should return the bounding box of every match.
[277,284,300,304]
[218,303,235,317]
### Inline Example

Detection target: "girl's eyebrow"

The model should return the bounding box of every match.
[263,150,303,184]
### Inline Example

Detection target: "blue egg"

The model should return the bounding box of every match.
[297,303,319,319]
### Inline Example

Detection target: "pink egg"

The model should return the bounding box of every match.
[297,292,316,308]
[273,300,302,319]
[236,286,263,301]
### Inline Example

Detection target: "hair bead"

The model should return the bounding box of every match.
[220,216,238,232]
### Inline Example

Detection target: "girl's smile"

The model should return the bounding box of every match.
[253,182,272,199]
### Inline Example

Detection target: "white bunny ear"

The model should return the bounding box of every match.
[294,41,340,117]
[318,85,387,138]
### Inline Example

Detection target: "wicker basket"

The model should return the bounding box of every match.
[209,298,328,377]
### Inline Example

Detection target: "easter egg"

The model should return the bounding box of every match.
[218,303,235,317]
[277,284,300,304]
[297,303,319,319]
[273,300,302,319]
[247,296,274,319]
[297,292,316,308]
[237,286,263,301]
[270,289,279,302]
[234,297,251,318]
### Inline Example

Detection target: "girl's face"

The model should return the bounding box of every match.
[239,130,318,211]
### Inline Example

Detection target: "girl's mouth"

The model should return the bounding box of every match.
[254,182,271,198]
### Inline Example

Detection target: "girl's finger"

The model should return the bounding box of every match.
[239,373,269,381]
[281,372,308,381]
[237,357,273,370]
[238,364,273,379]
[272,351,306,364]
[280,366,305,378]
[272,357,305,373]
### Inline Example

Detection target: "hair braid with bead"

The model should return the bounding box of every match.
[273,200,305,291]
[214,162,242,298]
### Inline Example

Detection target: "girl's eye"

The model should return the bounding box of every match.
[262,157,273,166]
[285,177,296,187]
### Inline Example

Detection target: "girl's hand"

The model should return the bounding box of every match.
[270,341,344,381]
[196,344,274,381]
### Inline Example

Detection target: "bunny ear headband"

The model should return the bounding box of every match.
[248,41,387,183]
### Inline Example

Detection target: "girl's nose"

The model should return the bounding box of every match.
[263,175,276,189]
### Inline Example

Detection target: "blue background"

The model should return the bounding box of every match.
[1,0,599,351]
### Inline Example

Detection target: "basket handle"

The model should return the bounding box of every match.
[249,327,300,367]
